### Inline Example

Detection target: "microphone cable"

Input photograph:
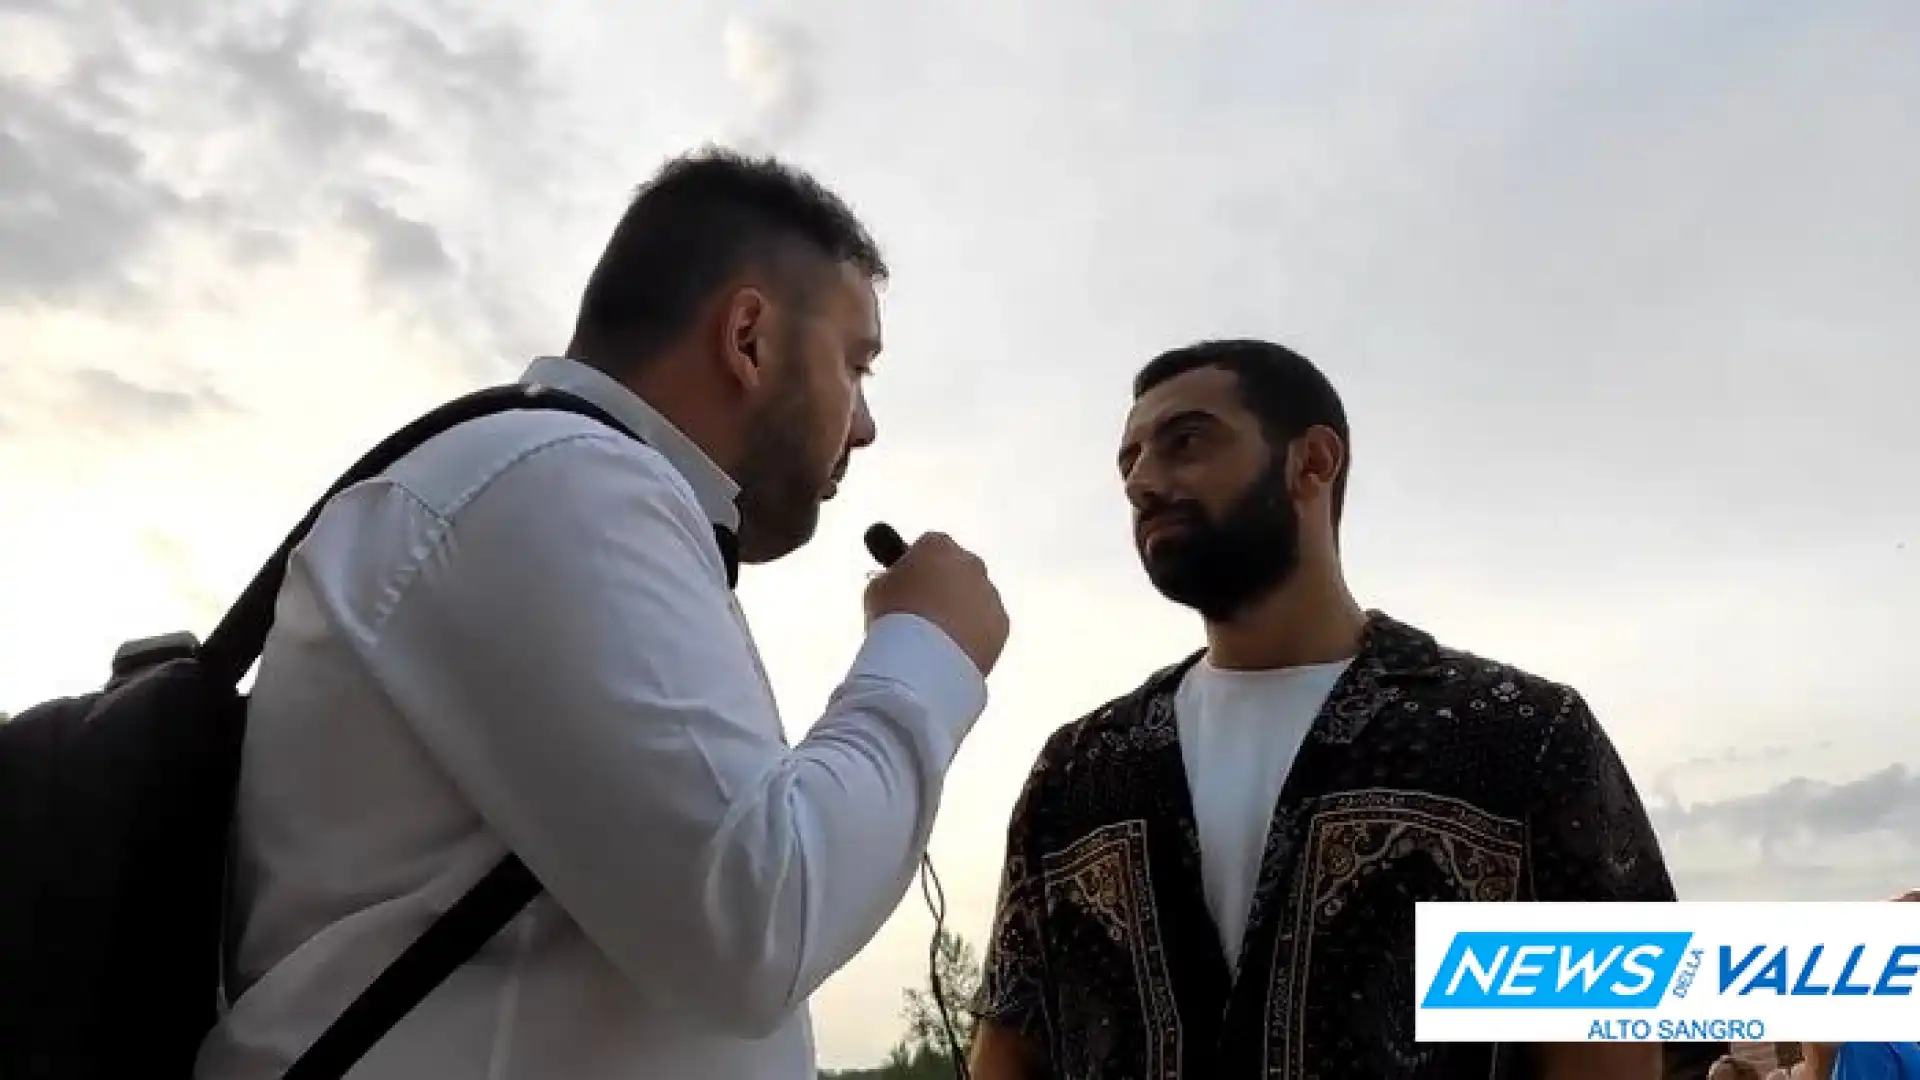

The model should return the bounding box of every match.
[919,853,971,1080]
[865,524,971,1080]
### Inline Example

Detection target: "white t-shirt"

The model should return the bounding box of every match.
[1174,656,1353,969]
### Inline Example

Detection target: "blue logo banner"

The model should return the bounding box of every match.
[1421,931,1693,1009]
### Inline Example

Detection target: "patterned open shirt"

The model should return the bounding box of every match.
[974,611,1711,1079]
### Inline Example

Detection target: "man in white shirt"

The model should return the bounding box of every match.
[969,340,1678,1079]
[196,148,1010,1080]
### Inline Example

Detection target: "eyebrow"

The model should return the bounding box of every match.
[1117,408,1215,469]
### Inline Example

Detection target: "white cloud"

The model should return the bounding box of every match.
[721,12,816,151]
[0,8,78,88]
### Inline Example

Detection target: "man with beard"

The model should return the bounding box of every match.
[195,149,1009,1080]
[968,340,1693,1079]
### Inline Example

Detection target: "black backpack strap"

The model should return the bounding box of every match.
[281,856,540,1079]
[273,411,745,1079]
[200,383,639,689]
[186,383,641,1079]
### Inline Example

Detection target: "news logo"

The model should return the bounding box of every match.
[1421,932,1692,1009]
[1414,903,1920,1043]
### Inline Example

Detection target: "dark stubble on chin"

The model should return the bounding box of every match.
[1141,457,1303,623]
[734,356,831,563]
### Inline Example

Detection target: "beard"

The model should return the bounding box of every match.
[1138,457,1302,623]
[734,352,839,564]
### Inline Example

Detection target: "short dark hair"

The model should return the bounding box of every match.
[572,146,887,368]
[1133,339,1352,526]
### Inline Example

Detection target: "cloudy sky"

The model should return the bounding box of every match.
[3,0,1918,1066]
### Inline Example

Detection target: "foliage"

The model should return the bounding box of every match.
[821,1041,953,1080]
[902,928,982,1061]
[822,928,983,1080]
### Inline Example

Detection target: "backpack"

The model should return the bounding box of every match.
[0,383,640,1079]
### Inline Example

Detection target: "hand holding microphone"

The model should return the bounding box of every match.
[862,524,1010,678]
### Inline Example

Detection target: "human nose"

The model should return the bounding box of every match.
[848,385,877,449]
[1123,455,1166,512]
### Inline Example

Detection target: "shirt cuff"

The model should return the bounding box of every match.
[849,613,990,763]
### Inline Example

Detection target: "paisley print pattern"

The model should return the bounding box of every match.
[1038,821,1181,1080]
[1265,791,1525,1079]
[974,612,1699,1079]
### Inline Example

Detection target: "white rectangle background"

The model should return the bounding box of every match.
[1414,903,1920,1043]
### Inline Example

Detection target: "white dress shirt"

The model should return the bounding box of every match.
[194,357,989,1080]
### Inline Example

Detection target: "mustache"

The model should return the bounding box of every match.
[1136,501,1204,537]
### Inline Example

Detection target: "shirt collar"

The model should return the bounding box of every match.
[520,356,742,531]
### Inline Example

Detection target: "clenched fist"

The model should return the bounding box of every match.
[863,531,1010,677]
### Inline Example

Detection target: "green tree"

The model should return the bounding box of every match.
[901,928,981,1062]
[824,929,983,1080]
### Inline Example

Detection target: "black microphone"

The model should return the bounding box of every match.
[863,522,907,568]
